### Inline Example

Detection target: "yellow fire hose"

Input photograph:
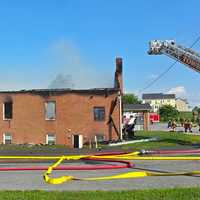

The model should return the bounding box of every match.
[0,151,200,184]
[41,151,200,184]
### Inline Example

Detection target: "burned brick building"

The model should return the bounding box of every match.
[0,58,123,147]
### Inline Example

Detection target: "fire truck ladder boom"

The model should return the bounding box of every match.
[148,40,200,73]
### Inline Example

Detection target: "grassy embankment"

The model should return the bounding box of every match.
[0,130,200,152]
[1,188,200,200]
[121,130,200,151]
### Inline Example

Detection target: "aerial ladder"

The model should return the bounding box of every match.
[148,40,200,73]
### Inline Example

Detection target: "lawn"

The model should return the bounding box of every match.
[121,130,200,151]
[1,188,200,200]
[0,131,200,154]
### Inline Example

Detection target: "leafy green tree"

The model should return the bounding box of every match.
[122,93,142,104]
[192,106,200,122]
[159,105,179,122]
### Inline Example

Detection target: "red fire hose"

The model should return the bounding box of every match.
[0,149,199,172]
[0,157,133,171]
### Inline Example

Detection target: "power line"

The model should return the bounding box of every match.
[138,35,200,94]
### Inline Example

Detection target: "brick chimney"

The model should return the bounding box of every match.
[114,57,123,93]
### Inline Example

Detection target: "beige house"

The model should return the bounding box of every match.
[175,98,189,112]
[142,93,176,113]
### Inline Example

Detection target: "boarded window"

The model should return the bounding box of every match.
[93,107,105,121]
[45,102,56,120]
[4,102,13,119]
[3,133,12,144]
[46,134,56,145]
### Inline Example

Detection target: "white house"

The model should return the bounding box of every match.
[175,98,190,112]
[142,93,176,113]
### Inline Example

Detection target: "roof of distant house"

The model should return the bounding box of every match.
[176,97,189,104]
[124,103,151,112]
[142,93,175,100]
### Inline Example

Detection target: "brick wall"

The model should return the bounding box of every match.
[0,57,123,147]
[0,91,120,146]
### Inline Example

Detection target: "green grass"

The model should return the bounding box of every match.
[1,188,200,200]
[1,131,200,152]
[121,131,200,150]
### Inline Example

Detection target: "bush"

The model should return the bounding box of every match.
[159,105,179,122]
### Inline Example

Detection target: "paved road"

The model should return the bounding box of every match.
[0,160,200,190]
[150,122,200,134]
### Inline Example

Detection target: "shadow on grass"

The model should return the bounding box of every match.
[133,134,199,147]
[133,136,150,140]
[159,138,194,146]
[158,137,200,147]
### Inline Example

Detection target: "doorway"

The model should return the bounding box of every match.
[73,134,83,148]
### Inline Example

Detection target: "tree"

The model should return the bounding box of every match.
[159,105,179,122]
[122,93,142,104]
[192,106,200,122]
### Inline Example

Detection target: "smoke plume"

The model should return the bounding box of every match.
[48,74,74,89]
[47,40,113,89]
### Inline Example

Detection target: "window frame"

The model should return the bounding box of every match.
[3,133,12,144]
[95,134,105,142]
[93,107,105,121]
[3,102,13,120]
[45,101,56,120]
[46,133,56,145]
